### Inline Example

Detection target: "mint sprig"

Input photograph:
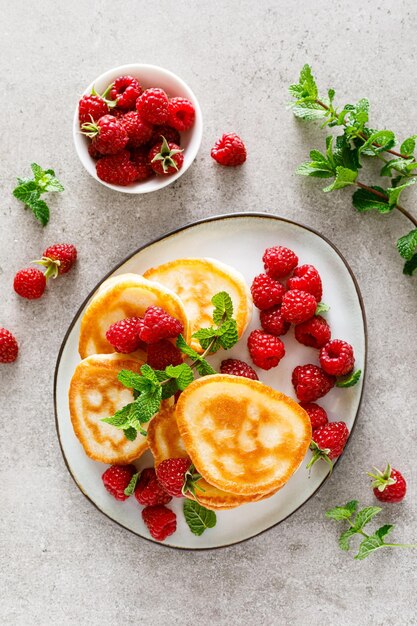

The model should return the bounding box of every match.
[326,500,417,559]
[183,499,217,536]
[12,163,64,226]
[124,472,139,497]
[335,369,362,388]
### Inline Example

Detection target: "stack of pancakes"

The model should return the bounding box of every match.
[69,257,311,509]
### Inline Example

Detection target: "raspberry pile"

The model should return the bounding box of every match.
[79,76,196,186]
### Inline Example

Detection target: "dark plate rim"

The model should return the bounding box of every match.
[53,212,367,551]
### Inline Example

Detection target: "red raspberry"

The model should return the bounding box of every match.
[294,315,331,349]
[300,402,328,431]
[281,289,317,324]
[287,264,323,302]
[142,505,177,541]
[262,246,298,279]
[136,88,169,125]
[292,364,335,402]
[307,421,349,470]
[14,268,46,300]
[134,468,172,506]
[82,114,128,155]
[320,340,354,376]
[149,125,181,147]
[0,328,18,363]
[211,133,246,166]
[78,94,109,125]
[96,151,138,186]
[147,340,183,370]
[138,306,184,344]
[39,243,77,277]
[250,273,285,310]
[260,305,290,336]
[220,358,259,380]
[109,76,142,110]
[167,97,195,131]
[148,138,184,176]
[156,458,192,497]
[102,464,137,501]
[88,142,100,159]
[105,317,143,353]
[247,330,285,370]
[130,148,154,181]
[369,464,407,503]
[121,111,153,147]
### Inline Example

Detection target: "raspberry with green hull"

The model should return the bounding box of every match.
[35,243,77,278]
[262,246,298,279]
[250,273,285,310]
[142,505,177,541]
[149,138,184,175]
[136,88,169,125]
[14,268,46,300]
[369,465,407,503]
[156,458,202,498]
[248,330,285,370]
[81,114,128,155]
[281,289,317,324]
[307,421,349,471]
[79,94,109,125]
[102,464,137,501]
[0,328,18,363]
[295,315,331,349]
[320,339,354,376]
[292,364,335,402]
[110,75,142,110]
[287,264,323,302]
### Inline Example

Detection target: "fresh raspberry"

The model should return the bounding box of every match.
[211,133,246,166]
[300,402,328,431]
[13,268,46,300]
[287,264,323,302]
[281,289,317,325]
[121,111,153,147]
[320,340,355,376]
[220,358,259,380]
[292,364,335,402]
[136,88,169,125]
[369,464,407,503]
[130,148,154,181]
[88,142,101,159]
[260,306,290,336]
[149,125,181,147]
[39,243,77,276]
[262,246,298,279]
[138,306,184,344]
[109,76,142,110]
[307,421,349,470]
[167,97,195,131]
[96,151,138,186]
[134,468,172,506]
[0,328,18,363]
[82,114,128,155]
[294,315,331,349]
[156,458,192,497]
[142,505,177,541]
[148,138,184,176]
[78,94,109,125]
[247,330,285,370]
[105,317,143,353]
[250,273,285,310]
[102,464,137,501]
[147,340,183,369]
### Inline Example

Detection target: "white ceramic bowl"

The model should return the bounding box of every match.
[73,64,203,194]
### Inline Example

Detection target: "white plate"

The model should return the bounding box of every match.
[54,213,366,549]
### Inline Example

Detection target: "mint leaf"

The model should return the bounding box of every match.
[124,472,139,496]
[212,291,234,324]
[400,136,417,157]
[386,178,415,207]
[296,161,334,178]
[339,527,357,551]
[12,181,40,206]
[354,526,394,560]
[101,403,134,428]
[291,101,327,121]
[335,369,362,388]
[380,157,414,177]
[183,499,217,536]
[192,327,218,350]
[354,506,382,531]
[358,130,396,155]
[176,334,199,359]
[118,369,144,391]
[176,334,216,375]
[31,163,45,180]
[123,427,137,441]
[217,319,239,350]
[154,369,179,399]
[132,387,162,425]
[326,500,358,521]
[28,198,50,226]
[333,134,360,171]
[165,363,194,390]
[140,364,160,384]
[323,166,357,192]
[397,228,417,260]
[352,186,390,213]
[315,302,330,315]
[194,358,216,376]
[403,254,417,276]
[374,524,394,541]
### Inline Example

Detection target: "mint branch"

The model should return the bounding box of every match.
[12,163,64,226]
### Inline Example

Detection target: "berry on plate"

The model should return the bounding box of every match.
[105,317,143,353]
[82,114,128,155]
[292,364,335,402]
[320,339,355,377]
[294,315,331,349]
[121,111,153,147]
[102,464,137,501]
[156,457,195,498]
[147,339,183,370]
[247,329,285,370]
[136,88,169,125]
[287,264,323,302]
[96,150,139,186]
[369,464,407,503]
[167,97,195,131]
[260,305,290,336]
[134,468,172,506]
[300,402,328,431]
[142,504,177,541]
[35,243,77,278]
[220,358,259,380]
[262,246,298,279]
[250,273,285,310]
[109,75,142,110]
[211,132,246,166]
[149,137,184,175]
[0,327,18,363]
[138,306,184,344]
[281,289,317,324]
[307,421,349,470]
[14,268,46,300]
[149,125,181,147]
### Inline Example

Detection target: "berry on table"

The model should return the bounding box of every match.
[0,327,18,363]
[142,504,177,541]
[167,97,196,131]
[247,329,285,370]
[260,305,290,336]
[292,364,335,402]
[211,133,246,166]
[35,243,77,278]
[14,268,46,300]
[146,339,183,370]
[134,468,172,506]
[81,114,128,155]
[250,273,285,310]
[320,339,354,377]
[148,137,184,175]
[102,464,137,501]
[136,88,169,125]
[281,289,317,324]
[294,315,331,349]
[287,264,323,302]
[96,150,139,186]
[307,421,350,470]
[220,358,259,380]
[138,306,184,344]
[105,317,144,353]
[109,75,142,110]
[262,246,298,279]
[369,464,407,503]
[149,125,181,147]
[300,402,328,431]
[121,111,153,147]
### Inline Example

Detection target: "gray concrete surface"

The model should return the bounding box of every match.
[1,0,416,624]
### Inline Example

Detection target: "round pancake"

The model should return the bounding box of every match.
[176,375,312,496]
[147,403,276,510]
[69,353,149,464]
[78,273,189,359]
[143,258,252,353]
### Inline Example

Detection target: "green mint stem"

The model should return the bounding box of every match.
[355,182,417,228]
[347,518,369,538]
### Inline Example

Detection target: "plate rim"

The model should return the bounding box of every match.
[53,212,367,550]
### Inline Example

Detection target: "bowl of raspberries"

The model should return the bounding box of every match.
[73,64,203,193]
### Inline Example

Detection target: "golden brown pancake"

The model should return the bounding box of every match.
[176,375,312,496]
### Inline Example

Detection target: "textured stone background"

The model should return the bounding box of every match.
[1,1,416,624]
